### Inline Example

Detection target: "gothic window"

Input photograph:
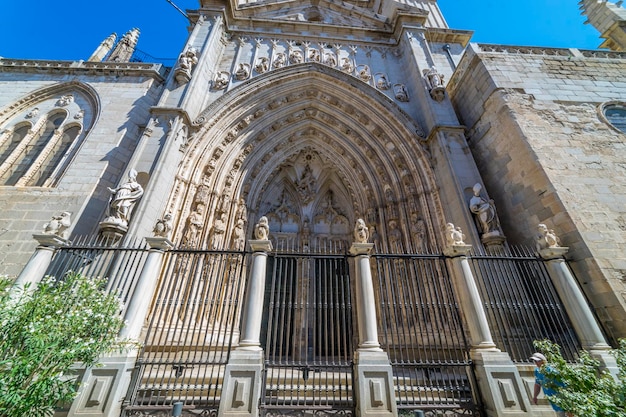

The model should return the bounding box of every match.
[0,86,94,187]
[601,102,626,134]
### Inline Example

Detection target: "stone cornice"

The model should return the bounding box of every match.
[0,59,167,80]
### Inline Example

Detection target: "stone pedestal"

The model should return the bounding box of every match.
[218,350,265,417]
[471,351,534,417]
[353,350,397,417]
[98,220,128,242]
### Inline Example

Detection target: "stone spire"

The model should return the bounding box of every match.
[106,28,140,62]
[579,0,626,51]
[88,32,117,62]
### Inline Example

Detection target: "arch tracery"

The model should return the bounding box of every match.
[170,65,443,252]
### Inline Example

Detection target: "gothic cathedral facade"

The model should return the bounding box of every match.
[1,1,625,416]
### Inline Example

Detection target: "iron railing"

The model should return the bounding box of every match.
[468,246,581,362]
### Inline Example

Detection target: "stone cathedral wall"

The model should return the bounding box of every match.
[448,44,626,341]
[0,61,165,276]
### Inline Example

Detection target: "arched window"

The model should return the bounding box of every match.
[603,103,626,134]
[0,84,97,187]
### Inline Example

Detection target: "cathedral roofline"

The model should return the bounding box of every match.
[0,58,167,80]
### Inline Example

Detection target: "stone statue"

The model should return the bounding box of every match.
[255,57,269,74]
[174,47,198,84]
[423,67,446,102]
[214,71,230,89]
[231,218,245,251]
[273,53,287,69]
[469,183,500,237]
[357,65,371,81]
[394,84,409,102]
[210,212,226,250]
[184,204,204,246]
[536,223,561,250]
[254,216,270,240]
[289,50,303,64]
[234,63,250,80]
[376,73,390,90]
[153,213,173,238]
[445,223,466,246]
[43,211,72,240]
[106,169,143,227]
[340,57,354,73]
[353,218,369,243]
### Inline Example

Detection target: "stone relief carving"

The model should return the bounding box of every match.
[308,48,321,62]
[340,57,354,73]
[536,224,561,251]
[56,94,74,107]
[104,169,144,227]
[210,212,227,249]
[411,213,426,251]
[42,211,72,240]
[255,57,269,74]
[231,218,245,250]
[445,222,466,246]
[296,163,317,203]
[356,64,371,81]
[375,73,390,90]
[388,219,402,250]
[254,216,270,240]
[423,66,446,102]
[323,52,337,67]
[153,212,173,238]
[74,109,85,120]
[393,83,409,102]
[234,63,251,80]
[289,49,303,64]
[25,107,39,119]
[213,71,230,89]
[174,47,199,85]
[468,183,501,238]
[273,53,287,69]
[353,218,369,243]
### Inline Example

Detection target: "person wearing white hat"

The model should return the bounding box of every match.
[531,352,571,417]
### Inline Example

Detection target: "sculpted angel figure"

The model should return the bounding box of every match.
[254,216,270,240]
[536,223,561,250]
[353,218,369,243]
[445,223,466,246]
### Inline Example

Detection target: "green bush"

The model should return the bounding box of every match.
[0,273,136,417]
[534,339,626,417]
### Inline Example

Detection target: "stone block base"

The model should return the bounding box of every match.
[218,349,264,417]
[353,350,397,417]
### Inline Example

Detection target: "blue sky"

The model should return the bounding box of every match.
[0,0,604,62]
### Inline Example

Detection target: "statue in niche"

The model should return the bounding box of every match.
[213,71,230,89]
[217,193,231,215]
[411,213,426,251]
[388,219,402,250]
[353,219,369,244]
[273,53,287,69]
[210,212,226,250]
[254,216,270,240]
[235,198,248,225]
[297,164,316,202]
[105,169,144,227]
[174,47,198,84]
[536,224,561,251]
[184,204,205,246]
[423,67,446,102]
[234,63,250,80]
[255,57,269,74]
[301,216,311,249]
[445,223,466,246]
[231,219,246,251]
[308,48,320,62]
[385,187,399,220]
[153,213,173,238]
[340,57,354,73]
[43,211,72,240]
[289,49,303,64]
[393,84,409,102]
[469,183,501,237]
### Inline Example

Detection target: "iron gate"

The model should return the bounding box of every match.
[261,249,355,416]
[374,253,481,416]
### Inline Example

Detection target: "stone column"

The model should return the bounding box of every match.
[218,239,272,417]
[119,237,173,339]
[69,236,173,417]
[445,243,534,417]
[12,234,67,290]
[539,247,615,368]
[350,242,397,417]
